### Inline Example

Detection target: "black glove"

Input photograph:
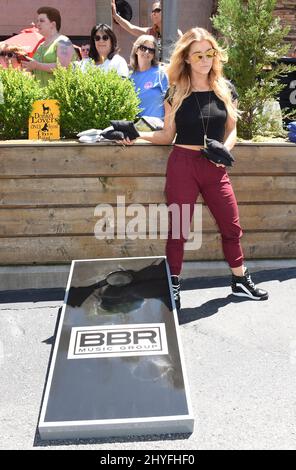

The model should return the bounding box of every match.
[100,129,125,140]
[202,138,235,167]
[110,120,140,140]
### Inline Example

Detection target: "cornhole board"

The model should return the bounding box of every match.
[38,256,194,440]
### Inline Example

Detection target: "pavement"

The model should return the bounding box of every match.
[0,266,295,450]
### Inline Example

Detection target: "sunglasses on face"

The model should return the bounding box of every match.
[190,48,217,63]
[152,8,161,13]
[0,52,17,58]
[95,34,110,42]
[138,44,155,54]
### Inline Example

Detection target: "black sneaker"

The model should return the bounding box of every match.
[171,275,181,310]
[232,268,268,301]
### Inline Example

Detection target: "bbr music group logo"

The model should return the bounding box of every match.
[67,323,168,359]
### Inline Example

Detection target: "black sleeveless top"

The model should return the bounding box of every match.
[167,84,238,145]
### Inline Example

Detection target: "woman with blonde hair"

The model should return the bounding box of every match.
[130,34,168,119]
[123,27,268,308]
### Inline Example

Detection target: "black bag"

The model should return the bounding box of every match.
[110,120,140,140]
[100,129,125,140]
[202,138,235,167]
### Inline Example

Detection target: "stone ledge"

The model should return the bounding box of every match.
[0,259,295,291]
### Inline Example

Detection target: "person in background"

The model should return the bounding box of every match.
[112,1,182,60]
[72,43,90,69]
[130,34,168,119]
[73,44,82,61]
[80,42,90,59]
[0,44,29,69]
[120,27,269,308]
[79,24,128,77]
[112,1,162,39]
[21,6,76,86]
[112,0,162,58]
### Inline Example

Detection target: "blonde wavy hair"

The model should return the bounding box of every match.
[130,34,159,71]
[166,27,239,123]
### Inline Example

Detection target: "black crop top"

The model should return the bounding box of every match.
[166,84,238,145]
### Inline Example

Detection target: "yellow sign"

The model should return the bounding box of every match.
[29,99,60,140]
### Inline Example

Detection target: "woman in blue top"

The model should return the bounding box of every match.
[130,35,168,119]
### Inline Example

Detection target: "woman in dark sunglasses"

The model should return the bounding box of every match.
[79,23,128,77]
[130,35,168,119]
[121,28,269,308]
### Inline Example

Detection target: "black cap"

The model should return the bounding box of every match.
[115,0,133,21]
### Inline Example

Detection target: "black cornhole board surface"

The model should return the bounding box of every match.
[38,256,194,440]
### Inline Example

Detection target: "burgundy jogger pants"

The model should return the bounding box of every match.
[165,146,244,275]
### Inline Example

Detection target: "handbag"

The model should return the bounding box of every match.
[202,138,235,167]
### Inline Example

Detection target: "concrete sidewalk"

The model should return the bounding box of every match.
[0,267,295,450]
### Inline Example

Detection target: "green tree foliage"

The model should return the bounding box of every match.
[45,65,141,138]
[0,68,43,139]
[212,0,295,139]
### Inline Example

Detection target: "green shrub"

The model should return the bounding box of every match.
[0,68,43,139]
[212,0,296,140]
[45,65,141,138]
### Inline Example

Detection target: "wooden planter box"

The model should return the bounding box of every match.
[0,141,295,265]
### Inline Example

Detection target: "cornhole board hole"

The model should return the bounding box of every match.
[38,256,194,440]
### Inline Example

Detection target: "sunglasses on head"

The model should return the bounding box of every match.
[138,44,155,54]
[190,48,217,63]
[95,34,109,42]
[152,8,161,13]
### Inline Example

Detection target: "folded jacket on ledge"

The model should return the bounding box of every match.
[202,138,235,167]
[77,121,140,143]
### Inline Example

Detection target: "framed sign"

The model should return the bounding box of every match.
[29,99,60,140]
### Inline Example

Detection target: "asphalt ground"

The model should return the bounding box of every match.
[0,267,295,450]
